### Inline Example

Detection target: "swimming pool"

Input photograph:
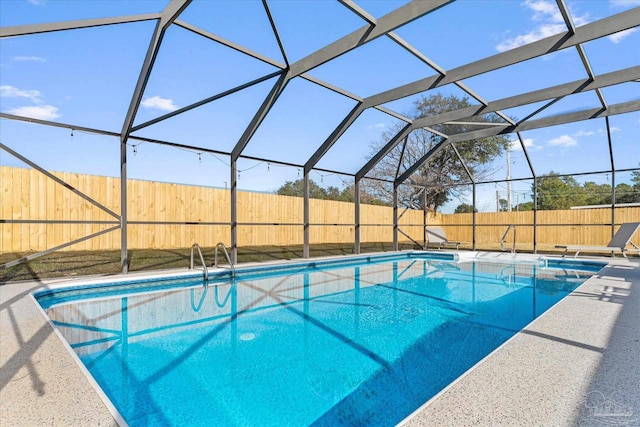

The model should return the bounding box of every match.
[34,252,605,426]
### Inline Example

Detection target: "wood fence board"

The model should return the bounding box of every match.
[37,169,46,249]
[19,168,29,250]
[47,171,57,250]
[0,168,8,252]
[1,167,14,252]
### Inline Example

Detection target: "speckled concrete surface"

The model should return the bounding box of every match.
[0,279,118,426]
[1,255,638,426]
[402,257,640,427]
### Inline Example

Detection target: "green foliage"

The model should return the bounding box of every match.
[368,94,511,212]
[276,179,389,205]
[454,203,477,213]
[277,179,327,199]
[535,173,586,210]
[515,201,534,211]
[616,183,637,204]
[583,181,611,205]
[619,169,640,203]
[534,170,640,210]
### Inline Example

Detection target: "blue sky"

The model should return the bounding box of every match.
[1,0,639,213]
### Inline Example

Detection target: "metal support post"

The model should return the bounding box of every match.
[120,138,128,273]
[606,116,616,237]
[354,179,361,254]
[393,185,398,251]
[472,183,477,251]
[533,179,538,254]
[611,171,616,237]
[303,171,310,258]
[230,160,238,264]
[423,189,427,249]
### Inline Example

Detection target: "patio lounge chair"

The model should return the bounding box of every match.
[555,222,640,258]
[425,227,462,250]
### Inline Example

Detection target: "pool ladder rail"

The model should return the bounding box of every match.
[214,242,235,279]
[190,242,236,282]
[500,225,517,254]
[190,243,209,282]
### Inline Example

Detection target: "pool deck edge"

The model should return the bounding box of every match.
[0,280,119,426]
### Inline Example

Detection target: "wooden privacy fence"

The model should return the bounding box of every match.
[440,207,640,252]
[1,167,428,252]
[2,166,639,253]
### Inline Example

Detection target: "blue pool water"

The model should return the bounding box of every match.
[36,254,604,426]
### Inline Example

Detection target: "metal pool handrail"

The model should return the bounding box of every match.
[190,243,209,282]
[500,225,517,253]
[214,242,235,278]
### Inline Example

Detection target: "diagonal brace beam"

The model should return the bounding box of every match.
[131,70,283,133]
[412,66,640,130]
[0,143,120,219]
[120,0,192,140]
[304,103,364,173]
[0,14,159,38]
[231,71,290,161]
[396,100,640,185]
[1,226,120,270]
[364,7,640,108]
[355,123,413,181]
[289,0,452,77]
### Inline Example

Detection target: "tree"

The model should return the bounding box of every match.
[583,181,611,205]
[454,203,477,213]
[366,94,511,212]
[534,172,586,210]
[534,168,640,210]
[277,179,329,199]
[276,179,389,205]
[338,184,390,206]
[515,201,534,211]
[616,183,640,203]
[619,168,640,203]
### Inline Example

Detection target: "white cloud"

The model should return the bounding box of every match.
[0,85,42,103]
[608,27,639,44]
[27,0,46,5]
[8,105,60,120]
[574,130,595,137]
[497,23,565,52]
[509,138,534,151]
[141,96,178,111]
[572,14,591,27]
[526,0,563,23]
[610,126,621,132]
[1,84,60,119]
[13,56,46,63]
[496,0,589,52]
[610,0,640,7]
[548,134,577,146]
[367,123,386,130]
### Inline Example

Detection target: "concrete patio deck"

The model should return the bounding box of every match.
[1,254,638,426]
[403,255,640,426]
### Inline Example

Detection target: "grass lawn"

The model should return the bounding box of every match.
[0,242,421,283]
